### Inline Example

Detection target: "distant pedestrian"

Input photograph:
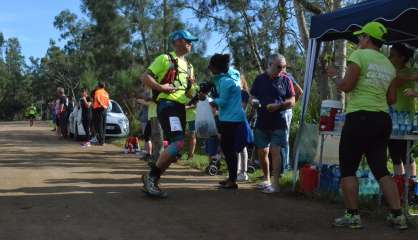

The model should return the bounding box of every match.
[92,82,110,146]
[57,87,69,138]
[80,88,93,147]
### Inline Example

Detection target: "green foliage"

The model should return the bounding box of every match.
[1,0,315,127]
[0,37,32,120]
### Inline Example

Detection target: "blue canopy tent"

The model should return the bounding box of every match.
[292,0,418,190]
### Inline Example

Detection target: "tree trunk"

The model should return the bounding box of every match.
[136,0,151,65]
[295,0,323,14]
[278,0,287,54]
[163,0,168,53]
[293,0,309,51]
[240,7,263,73]
[317,42,332,101]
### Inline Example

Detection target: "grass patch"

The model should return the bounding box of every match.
[179,153,210,171]
[108,137,127,148]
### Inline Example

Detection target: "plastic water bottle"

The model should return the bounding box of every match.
[398,111,405,135]
[413,112,418,132]
[406,112,413,134]
[392,110,399,135]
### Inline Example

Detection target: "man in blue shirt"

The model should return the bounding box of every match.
[250,54,295,193]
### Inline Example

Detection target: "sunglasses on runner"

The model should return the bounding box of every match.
[357,34,368,41]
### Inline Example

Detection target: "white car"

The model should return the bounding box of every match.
[69,99,129,140]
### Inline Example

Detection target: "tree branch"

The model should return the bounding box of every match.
[295,0,323,14]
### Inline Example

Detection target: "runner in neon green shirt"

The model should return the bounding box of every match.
[327,22,407,230]
[393,67,415,113]
[388,43,417,182]
[141,30,199,198]
[25,104,38,127]
[346,48,396,113]
[147,52,197,104]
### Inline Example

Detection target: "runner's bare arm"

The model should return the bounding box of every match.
[136,98,151,106]
[397,71,418,82]
[327,63,360,92]
[387,79,398,105]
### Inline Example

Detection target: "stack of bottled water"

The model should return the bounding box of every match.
[389,107,417,135]
[319,164,341,193]
[357,169,380,199]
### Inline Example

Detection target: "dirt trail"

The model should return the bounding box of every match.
[0,121,416,240]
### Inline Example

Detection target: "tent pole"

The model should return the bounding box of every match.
[292,39,316,191]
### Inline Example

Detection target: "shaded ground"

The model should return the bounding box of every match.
[0,121,416,240]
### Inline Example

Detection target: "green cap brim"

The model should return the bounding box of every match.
[353,30,363,36]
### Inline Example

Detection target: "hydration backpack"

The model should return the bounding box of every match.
[152,53,192,102]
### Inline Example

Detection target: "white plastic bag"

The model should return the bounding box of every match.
[195,99,218,138]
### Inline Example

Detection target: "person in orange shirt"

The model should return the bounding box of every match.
[92,82,110,145]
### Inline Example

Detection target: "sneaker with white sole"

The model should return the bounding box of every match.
[333,212,363,229]
[256,181,271,190]
[237,172,249,182]
[261,184,278,194]
[142,173,168,198]
[386,213,408,230]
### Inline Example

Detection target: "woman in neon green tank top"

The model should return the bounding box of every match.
[388,43,417,182]
[327,22,407,230]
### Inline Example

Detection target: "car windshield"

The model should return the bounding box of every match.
[109,101,123,113]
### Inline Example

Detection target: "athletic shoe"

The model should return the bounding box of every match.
[333,212,363,229]
[218,179,229,186]
[261,184,278,194]
[236,172,249,182]
[81,142,91,148]
[256,181,271,190]
[141,173,167,198]
[386,213,408,230]
[90,137,98,143]
[219,182,238,189]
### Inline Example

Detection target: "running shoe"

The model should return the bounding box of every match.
[256,181,271,190]
[261,184,278,194]
[236,172,249,182]
[386,213,408,230]
[333,212,363,229]
[142,173,168,198]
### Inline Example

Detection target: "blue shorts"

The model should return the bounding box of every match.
[254,128,287,148]
[205,136,220,156]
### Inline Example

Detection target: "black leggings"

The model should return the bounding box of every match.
[219,121,242,182]
[93,108,107,144]
[339,111,391,180]
[82,117,91,139]
[388,140,413,165]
